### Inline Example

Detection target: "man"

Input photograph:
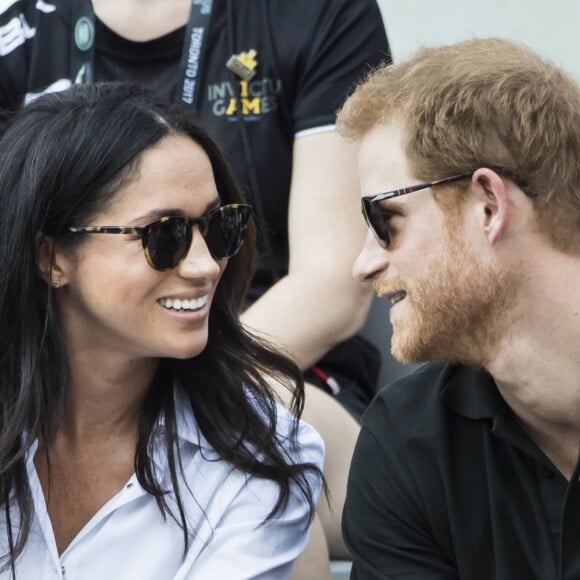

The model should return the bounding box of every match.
[337,38,580,579]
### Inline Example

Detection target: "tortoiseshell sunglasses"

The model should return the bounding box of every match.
[67,204,252,271]
[362,169,536,248]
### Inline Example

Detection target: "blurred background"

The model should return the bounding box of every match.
[378,0,580,76]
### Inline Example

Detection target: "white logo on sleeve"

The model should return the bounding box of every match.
[0,0,55,14]
[36,0,56,13]
[0,13,35,57]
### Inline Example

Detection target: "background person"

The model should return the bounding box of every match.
[337,38,580,579]
[0,0,391,569]
[0,82,323,579]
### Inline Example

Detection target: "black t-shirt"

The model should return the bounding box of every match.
[0,0,390,400]
[344,362,580,579]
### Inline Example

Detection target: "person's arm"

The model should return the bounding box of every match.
[241,129,373,370]
[178,418,325,579]
[344,422,459,580]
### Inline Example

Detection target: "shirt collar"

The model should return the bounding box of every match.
[155,387,213,451]
[441,364,508,421]
[440,363,542,457]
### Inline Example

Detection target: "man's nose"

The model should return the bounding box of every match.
[353,231,389,284]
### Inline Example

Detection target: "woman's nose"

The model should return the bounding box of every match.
[177,228,222,280]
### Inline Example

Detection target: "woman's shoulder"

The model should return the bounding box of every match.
[274,402,325,469]
[174,389,324,470]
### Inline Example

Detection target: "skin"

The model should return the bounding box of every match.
[90,0,191,41]
[36,135,226,554]
[354,117,580,482]
[354,121,516,365]
[353,120,453,359]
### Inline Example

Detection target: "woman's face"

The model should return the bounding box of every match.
[54,135,227,363]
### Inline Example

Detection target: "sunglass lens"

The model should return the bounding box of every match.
[205,206,249,259]
[146,218,190,271]
[363,199,389,247]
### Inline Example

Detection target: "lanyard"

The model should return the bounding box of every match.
[70,0,95,84]
[69,0,214,108]
[176,0,214,107]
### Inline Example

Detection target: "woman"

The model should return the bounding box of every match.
[0,83,323,579]
[0,4,389,573]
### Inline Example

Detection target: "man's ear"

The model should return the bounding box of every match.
[471,168,511,246]
[36,233,69,288]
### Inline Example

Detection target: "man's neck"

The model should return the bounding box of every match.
[487,250,580,477]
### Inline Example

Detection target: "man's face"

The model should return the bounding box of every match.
[353,119,515,366]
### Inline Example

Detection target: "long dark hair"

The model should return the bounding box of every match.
[0,83,319,572]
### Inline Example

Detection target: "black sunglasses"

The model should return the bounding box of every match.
[362,169,536,248]
[67,204,252,271]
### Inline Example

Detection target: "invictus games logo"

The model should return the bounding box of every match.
[210,49,281,120]
[208,78,281,120]
[226,49,258,81]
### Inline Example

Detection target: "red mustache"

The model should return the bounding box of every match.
[373,276,407,297]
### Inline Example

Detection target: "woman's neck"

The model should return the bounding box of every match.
[60,354,159,443]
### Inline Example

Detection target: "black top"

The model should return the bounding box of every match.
[0,0,390,402]
[344,363,580,580]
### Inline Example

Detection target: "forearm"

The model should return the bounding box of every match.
[241,268,372,371]
[241,130,374,371]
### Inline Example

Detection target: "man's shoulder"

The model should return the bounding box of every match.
[261,0,386,56]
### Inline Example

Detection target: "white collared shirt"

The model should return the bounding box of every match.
[0,399,324,579]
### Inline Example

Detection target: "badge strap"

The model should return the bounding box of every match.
[176,0,214,107]
[70,0,95,84]
[69,0,214,109]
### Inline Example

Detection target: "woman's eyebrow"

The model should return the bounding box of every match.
[128,196,222,225]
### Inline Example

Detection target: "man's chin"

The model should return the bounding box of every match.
[390,330,429,365]
[392,330,488,367]
[391,325,457,365]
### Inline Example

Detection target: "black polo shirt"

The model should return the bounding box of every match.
[344,363,580,579]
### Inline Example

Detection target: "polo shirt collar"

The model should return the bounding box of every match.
[440,363,542,459]
[441,364,507,421]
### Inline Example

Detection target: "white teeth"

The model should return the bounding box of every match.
[159,296,208,311]
[389,292,406,305]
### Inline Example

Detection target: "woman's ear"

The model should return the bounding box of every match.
[36,233,69,288]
